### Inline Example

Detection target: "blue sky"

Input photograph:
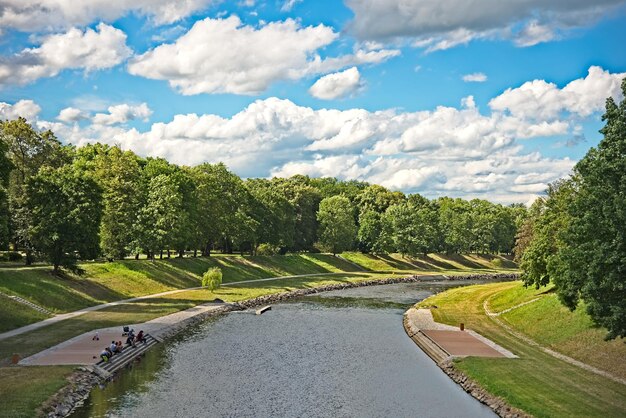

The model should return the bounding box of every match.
[1,0,625,204]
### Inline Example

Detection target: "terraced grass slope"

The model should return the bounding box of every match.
[0,252,516,333]
[417,281,626,418]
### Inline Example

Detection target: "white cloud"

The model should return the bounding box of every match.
[515,20,556,47]
[309,67,362,100]
[0,23,131,87]
[489,66,626,120]
[0,0,217,32]
[51,95,575,203]
[346,0,625,48]
[57,107,87,123]
[0,99,41,121]
[281,0,303,12]
[92,103,152,125]
[128,16,399,95]
[463,72,487,82]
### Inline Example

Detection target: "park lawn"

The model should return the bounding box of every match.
[416,281,626,417]
[340,252,415,271]
[0,298,50,333]
[0,365,74,418]
[486,281,555,313]
[0,255,359,321]
[501,292,626,379]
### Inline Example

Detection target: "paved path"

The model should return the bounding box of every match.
[19,302,227,366]
[0,271,358,341]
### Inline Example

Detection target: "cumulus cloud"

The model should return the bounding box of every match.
[309,67,362,100]
[0,99,41,121]
[50,95,574,203]
[0,0,217,32]
[463,72,487,82]
[92,103,152,125]
[128,16,399,95]
[489,66,626,120]
[57,107,87,123]
[0,23,131,87]
[346,0,626,48]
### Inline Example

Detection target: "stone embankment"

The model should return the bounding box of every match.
[43,272,518,417]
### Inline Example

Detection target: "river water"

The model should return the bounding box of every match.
[73,280,497,418]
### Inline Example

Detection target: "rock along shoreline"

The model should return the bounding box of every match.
[43,272,519,417]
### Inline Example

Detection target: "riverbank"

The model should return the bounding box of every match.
[37,273,518,418]
[413,281,626,417]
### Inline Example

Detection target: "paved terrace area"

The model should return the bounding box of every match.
[405,308,517,358]
[19,302,227,366]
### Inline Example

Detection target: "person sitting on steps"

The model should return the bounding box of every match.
[135,330,145,344]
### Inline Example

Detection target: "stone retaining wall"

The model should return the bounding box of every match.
[43,272,519,417]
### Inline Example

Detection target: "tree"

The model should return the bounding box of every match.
[383,196,439,257]
[550,79,626,339]
[519,180,574,289]
[25,165,102,272]
[317,195,357,255]
[0,136,12,248]
[75,145,143,259]
[136,174,183,259]
[1,118,69,263]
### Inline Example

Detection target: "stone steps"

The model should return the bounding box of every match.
[410,330,451,364]
[0,291,52,315]
[95,334,158,374]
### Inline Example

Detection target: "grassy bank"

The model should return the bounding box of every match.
[0,252,514,333]
[417,281,626,417]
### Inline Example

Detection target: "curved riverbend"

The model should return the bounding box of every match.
[71,279,508,417]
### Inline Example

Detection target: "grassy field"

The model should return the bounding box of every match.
[0,366,74,418]
[417,281,626,417]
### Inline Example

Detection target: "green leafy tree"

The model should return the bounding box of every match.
[317,195,357,255]
[75,145,143,259]
[1,118,69,263]
[202,267,223,291]
[0,136,12,248]
[519,180,574,289]
[550,80,626,339]
[25,166,102,272]
[136,174,183,259]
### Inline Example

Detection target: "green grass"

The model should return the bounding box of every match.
[417,281,626,417]
[0,298,50,333]
[0,365,74,418]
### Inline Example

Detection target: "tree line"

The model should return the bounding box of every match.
[515,79,626,339]
[0,118,525,272]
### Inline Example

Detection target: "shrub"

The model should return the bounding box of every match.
[256,243,280,255]
[202,267,222,291]
[492,258,503,268]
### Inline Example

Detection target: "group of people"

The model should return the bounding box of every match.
[98,329,146,362]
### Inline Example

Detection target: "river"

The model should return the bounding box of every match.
[72,279,498,417]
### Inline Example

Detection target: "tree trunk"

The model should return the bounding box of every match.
[135,253,139,260]
[167,249,171,258]
[159,249,163,259]
[178,249,184,258]
[193,249,197,257]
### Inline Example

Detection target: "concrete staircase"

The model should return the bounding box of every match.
[95,334,159,375]
[0,291,53,315]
